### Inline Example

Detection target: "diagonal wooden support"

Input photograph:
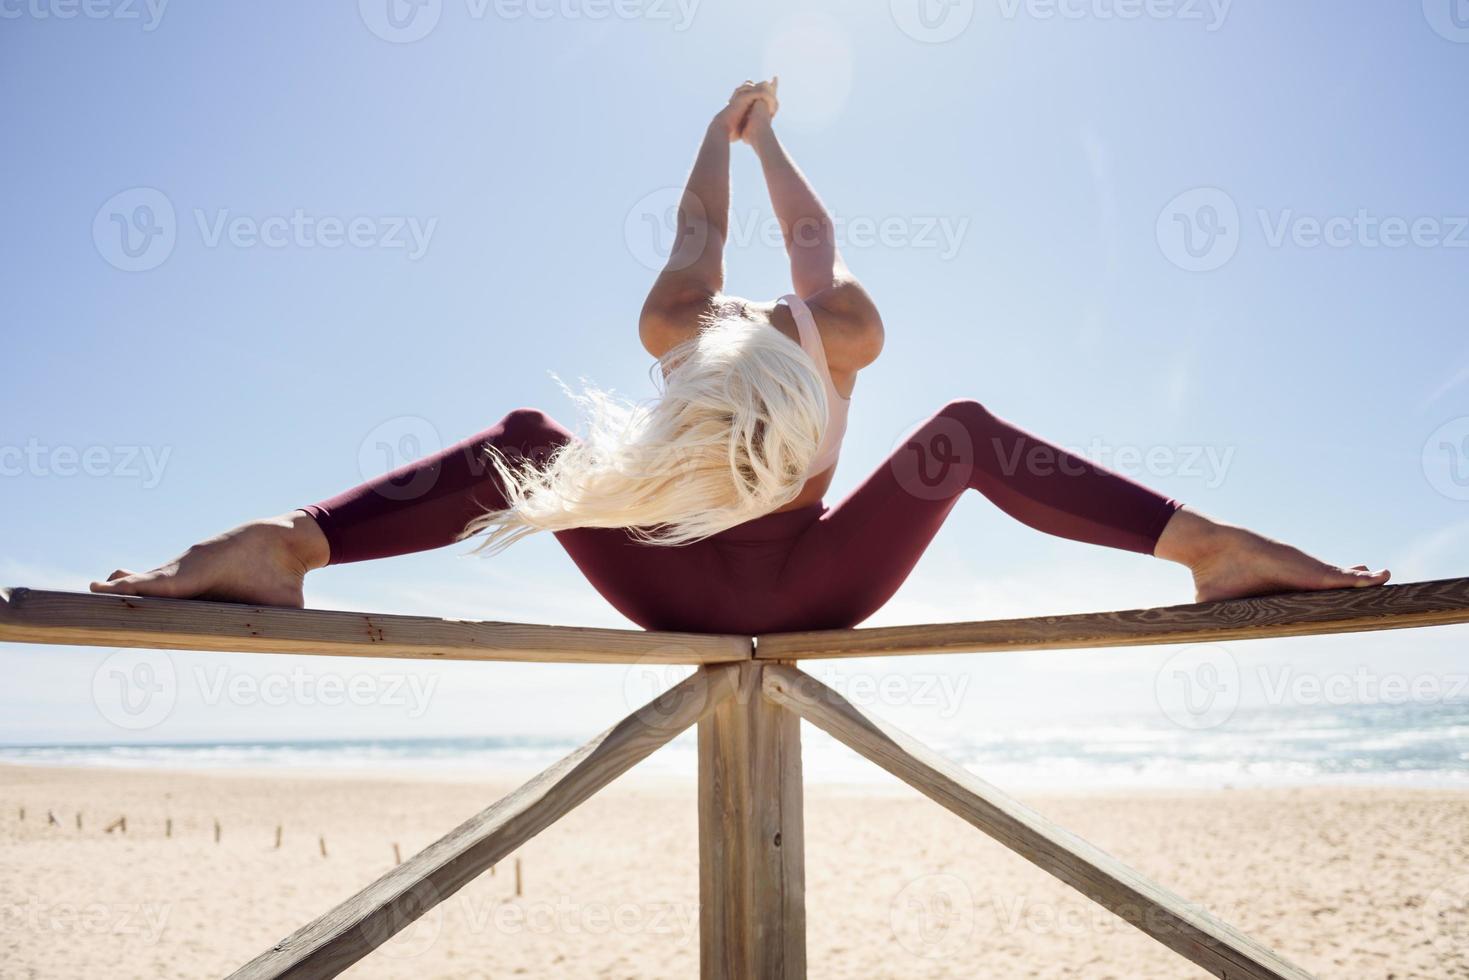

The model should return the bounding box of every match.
[698,662,806,979]
[761,664,1315,980]
[229,663,742,980]
[756,575,1469,660]
[0,587,748,665]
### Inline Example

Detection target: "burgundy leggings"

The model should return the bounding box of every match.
[302,400,1180,634]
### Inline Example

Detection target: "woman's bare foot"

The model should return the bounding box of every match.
[1154,507,1390,603]
[89,510,330,607]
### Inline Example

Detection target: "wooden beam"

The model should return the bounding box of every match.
[230,663,741,980]
[0,587,748,665]
[699,663,806,979]
[761,664,1314,980]
[756,575,1469,660]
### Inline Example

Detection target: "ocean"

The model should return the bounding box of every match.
[3,699,1466,791]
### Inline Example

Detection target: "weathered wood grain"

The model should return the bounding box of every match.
[229,664,741,980]
[761,664,1314,980]
[0,587,748,665]
[756,576,1469,660]
[698,663,806,979]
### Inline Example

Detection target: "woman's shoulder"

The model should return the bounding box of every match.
[802,280,885,373]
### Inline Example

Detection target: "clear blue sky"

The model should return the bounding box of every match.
[3,0,1467,746]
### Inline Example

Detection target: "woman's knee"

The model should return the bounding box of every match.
[938,397,992,426]
[493,407,573,460]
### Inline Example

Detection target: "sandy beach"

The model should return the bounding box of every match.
[1,764,1465,979]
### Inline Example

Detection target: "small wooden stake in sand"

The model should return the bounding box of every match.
[275,825,283,849]
[75,812,82,830]
[214,819,222,844]
[514,858,523,897]
[104,816,126,834]
[47,810,59,827]
[319,835,328,858]
[392,842,402,865]
[166,818,173,838]
[18,806,24,822]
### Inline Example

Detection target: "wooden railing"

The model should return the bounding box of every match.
[4,577,1468,980]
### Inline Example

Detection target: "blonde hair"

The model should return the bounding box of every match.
[461,313,827,555]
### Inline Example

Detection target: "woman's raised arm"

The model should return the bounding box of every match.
[743,92,884,371]
[639,85,772,358]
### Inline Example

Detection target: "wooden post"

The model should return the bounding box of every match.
[698,661,805,980]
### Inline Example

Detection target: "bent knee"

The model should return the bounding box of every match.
[494,407,573,458]
[938,398,993,425]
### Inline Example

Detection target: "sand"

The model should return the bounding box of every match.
[1,764,1466,979]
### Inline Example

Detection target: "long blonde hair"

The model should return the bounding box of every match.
[461,313,828,555]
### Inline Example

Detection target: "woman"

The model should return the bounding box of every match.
[92,80,1389,634]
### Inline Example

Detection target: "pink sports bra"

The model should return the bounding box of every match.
[777,293,851,476]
